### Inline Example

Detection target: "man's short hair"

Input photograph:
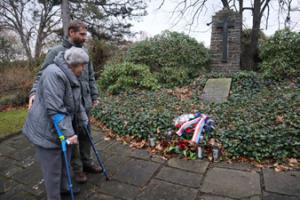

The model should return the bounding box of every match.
[68,20,87,35]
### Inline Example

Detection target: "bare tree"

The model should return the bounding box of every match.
[0,0,60,61]
[0,0,34,61]
[35,0,61,58]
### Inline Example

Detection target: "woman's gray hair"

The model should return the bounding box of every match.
[64,47,89,65]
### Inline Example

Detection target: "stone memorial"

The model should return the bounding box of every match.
[201,9,241,103]
[210,9,241,72]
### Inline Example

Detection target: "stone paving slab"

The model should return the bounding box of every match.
[103,141,133,156]
[1,135,30,150]
[8,146,35,161]
[87,192,122,200]
[0,156,23,177]
[247,196,262,200]
[156,166,203,188]
[168,158,209,174]
[0,183,38,200]
[113,159,160,186]
[95,139,117,152]
[210,161,256,172]
[130,149,151,160]
[12,163,44,196]
[263,192,300,200]
[198,194,234,200]
[201,167,261,199]
[0,144,15,157]
[98,180,141,200]
[137,179,198,200]
[263,169,300,197]
[96,153,131,176]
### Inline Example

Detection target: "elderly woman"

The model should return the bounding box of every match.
[23,47,89,200]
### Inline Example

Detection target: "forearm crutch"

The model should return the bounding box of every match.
[52,114,75,200]
[82,125,110,181]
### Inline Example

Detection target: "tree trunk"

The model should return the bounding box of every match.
[18,32,32,62]
[248,0,262,70]
[238,0,243,29]
[61,0,70,37]
[34,28,44,58]
[34,11,47,58]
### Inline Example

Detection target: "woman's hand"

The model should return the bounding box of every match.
[28,95,35,110]
[67,135,78,145]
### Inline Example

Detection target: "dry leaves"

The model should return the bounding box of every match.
[274,163,291,172]
[129,140,147,149]
[254,163,264,168]
[275,115,284,124]
[165,87,193,100]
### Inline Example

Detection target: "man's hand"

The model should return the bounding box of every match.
[67,135,78,145]
[92,99,100,108]
[28,95,36,110]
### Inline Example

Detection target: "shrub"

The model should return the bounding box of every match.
[126,31,210,71]
[0,63,33,109]
[260,29,300,79]
[98,62,160,94]
[156,67,191,88]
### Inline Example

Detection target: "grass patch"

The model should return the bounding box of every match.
[0,108,27,140]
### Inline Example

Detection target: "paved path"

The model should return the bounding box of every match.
[0,127,300,200]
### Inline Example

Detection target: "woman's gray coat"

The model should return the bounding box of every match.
[23,52,88,149]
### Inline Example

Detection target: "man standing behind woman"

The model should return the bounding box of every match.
[28,21,102,184]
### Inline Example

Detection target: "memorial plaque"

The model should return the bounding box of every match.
[201,78,232,103]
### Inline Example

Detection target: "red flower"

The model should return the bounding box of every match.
[177,140,189,150]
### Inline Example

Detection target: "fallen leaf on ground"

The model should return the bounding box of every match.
[129,140,147,149]
[288,158,298,164]
[255,163,264,168]
[155,143,164,151]
[274,164,290,172]
[275,115,284,124]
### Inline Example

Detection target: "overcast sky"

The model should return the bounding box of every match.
[130,0,300,47]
